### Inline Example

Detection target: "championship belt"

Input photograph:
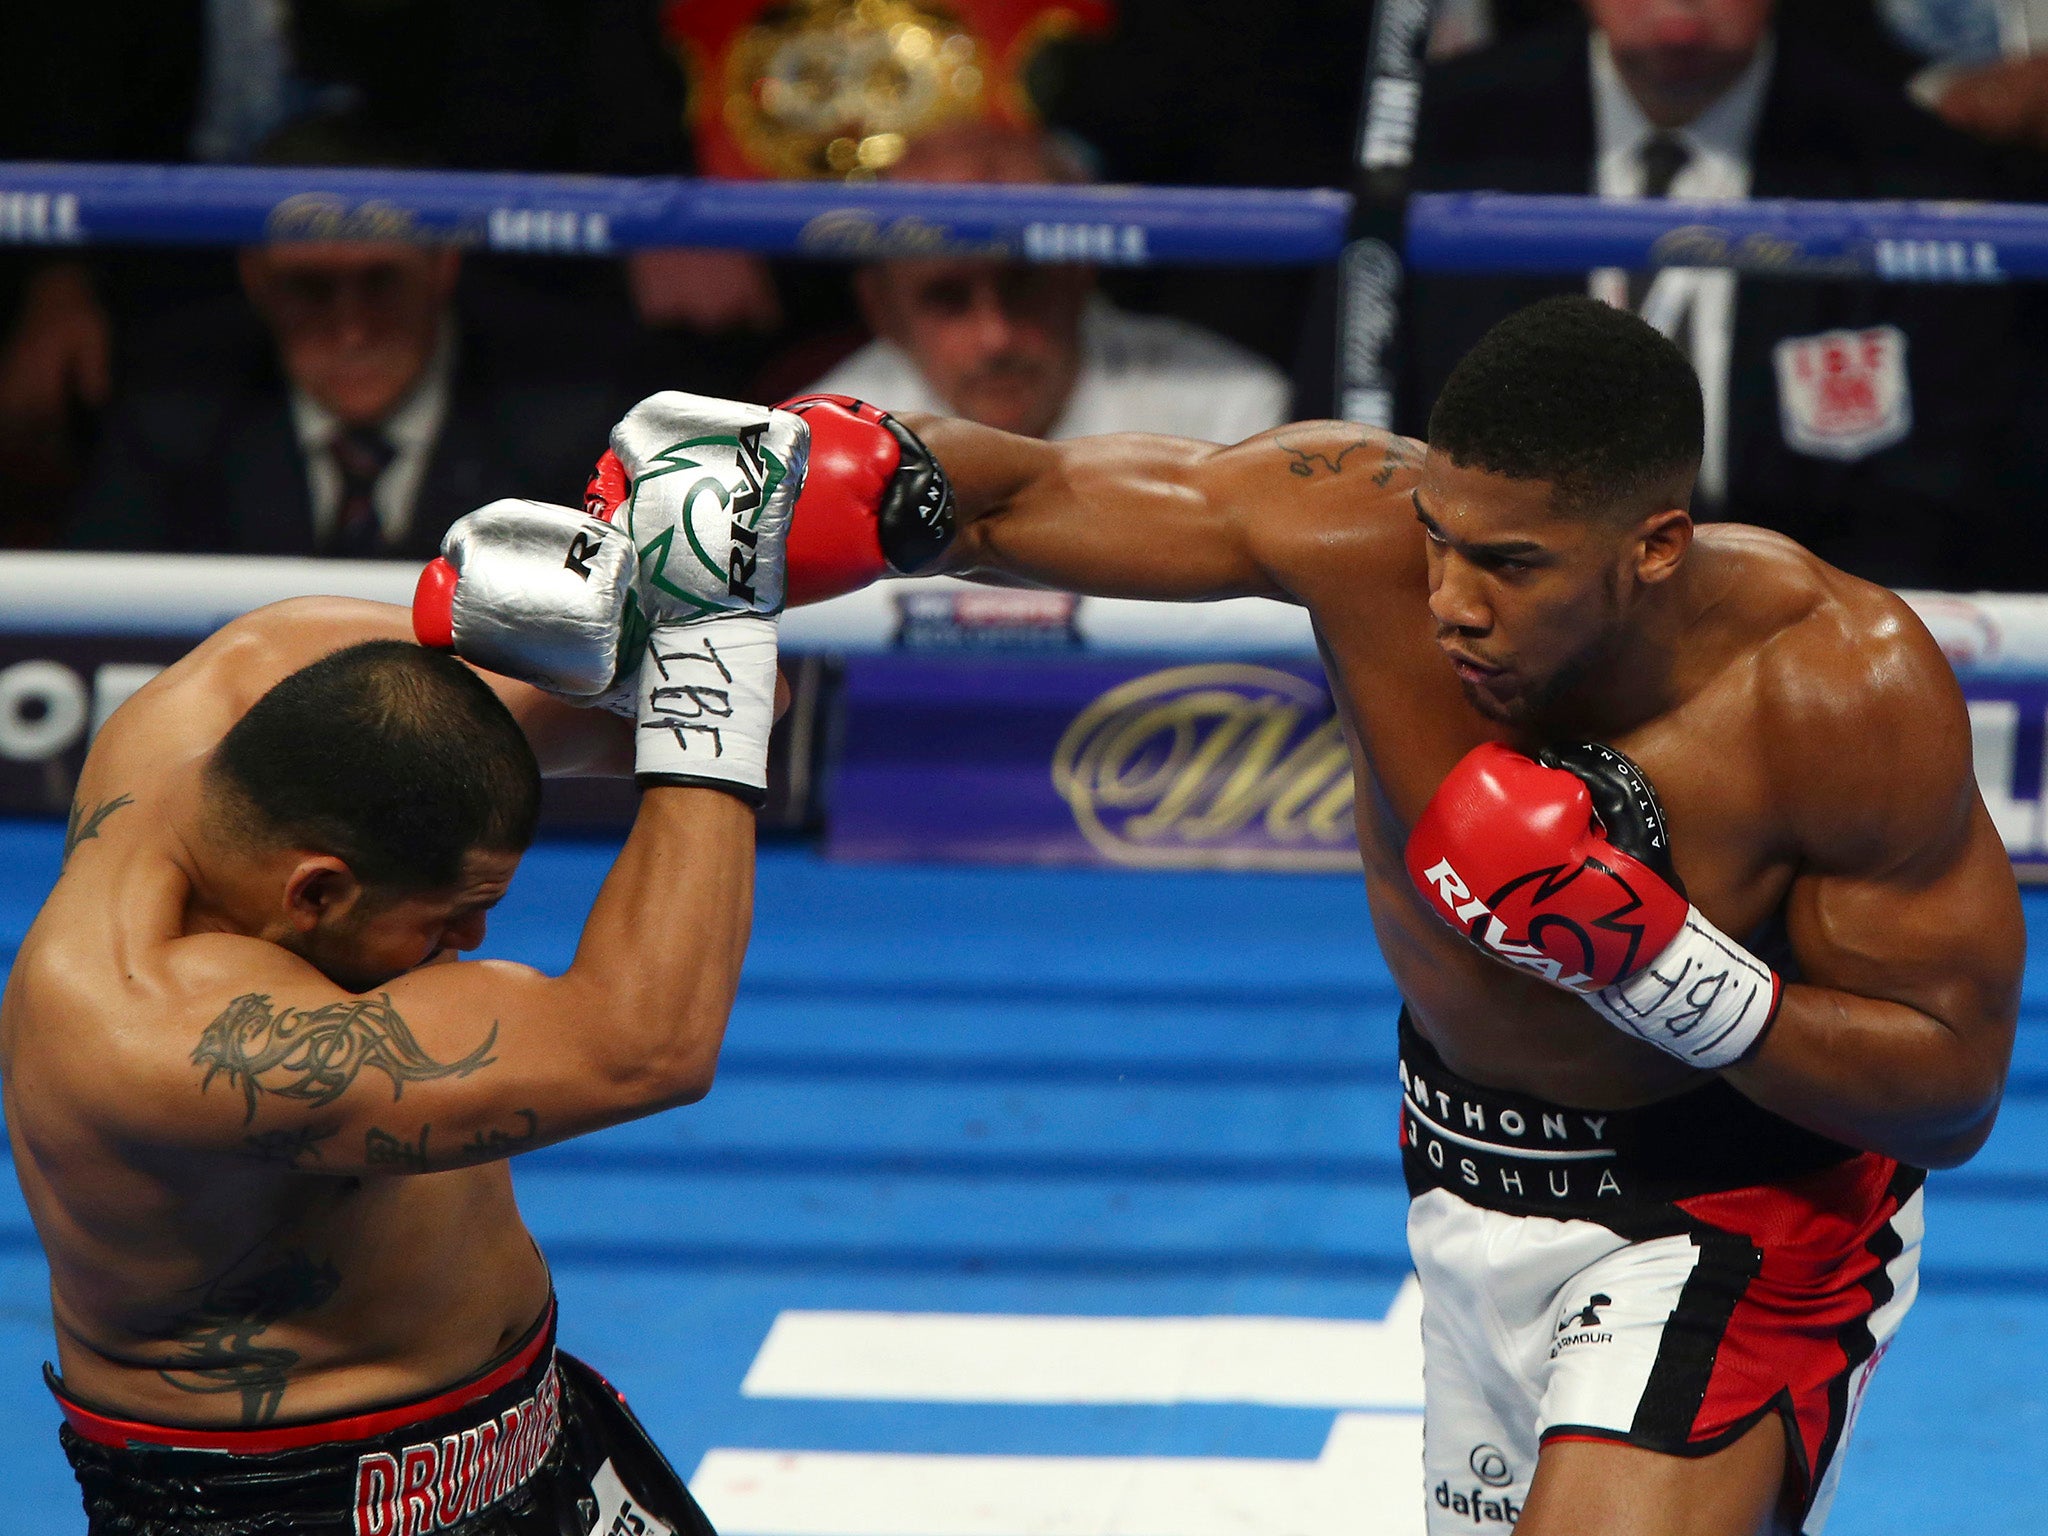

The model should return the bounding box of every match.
[665,0,1114,180]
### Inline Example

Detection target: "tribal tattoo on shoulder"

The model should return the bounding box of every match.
[193,993,498,1125]
[62,792,133,865]
[155,1246,342,1424]
[1273,429,1419,487]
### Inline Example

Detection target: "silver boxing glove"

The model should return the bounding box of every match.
[412,498,637,703]
[584,392,809,621]
[415,498,783,803]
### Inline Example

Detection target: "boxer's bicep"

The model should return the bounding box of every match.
[1775,619,2024,1084]
[108,948,668,1174]
[1785,795,2023,1047]
[1725,611,2023,1166]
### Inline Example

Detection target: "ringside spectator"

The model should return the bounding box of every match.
[1397,0,2036,590]
[67,117,636,559]
[807,124,1291,442]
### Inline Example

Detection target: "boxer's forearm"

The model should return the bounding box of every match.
[483,677,633,777]
[1722,984,2009,1169]
[907,415,1283,601]
[556,785,754,1108]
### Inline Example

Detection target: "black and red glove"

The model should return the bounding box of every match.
[585,393,956,610]
[1404,741,1780,1069]
[773,394,956,606]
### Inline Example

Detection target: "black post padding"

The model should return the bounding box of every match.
[1333,0,1440,428]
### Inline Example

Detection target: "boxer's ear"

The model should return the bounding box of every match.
[281,856,365,934]
[1632,508,1693,587]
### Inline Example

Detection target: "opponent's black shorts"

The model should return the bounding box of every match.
[49,1299,715,1536]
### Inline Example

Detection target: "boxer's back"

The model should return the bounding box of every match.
[1,603,547,1426]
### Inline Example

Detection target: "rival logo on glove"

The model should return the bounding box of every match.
[563,530,608,581]
[1417,854,1654,993]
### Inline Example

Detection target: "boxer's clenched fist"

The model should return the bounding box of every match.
[775,393,956,606]
[415,498,780,804]
[1405,741,1780,1070]
[413,498,636,702]
[585,391,809,620]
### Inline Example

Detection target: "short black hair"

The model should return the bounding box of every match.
[1427,296,1704,514]
[207,641,540,891]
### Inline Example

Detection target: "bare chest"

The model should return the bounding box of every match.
[1310,611,1794,1103]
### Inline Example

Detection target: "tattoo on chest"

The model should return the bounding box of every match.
[193,993,498,1124]
[1274,430,1419,486]
[61,792,133,865]
[155,1246,342,1424]
[238,1124,338,1168]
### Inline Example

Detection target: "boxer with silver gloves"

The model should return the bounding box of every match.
[5,390,948,1536]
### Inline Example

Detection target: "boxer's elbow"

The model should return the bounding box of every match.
[589,999,728,1109]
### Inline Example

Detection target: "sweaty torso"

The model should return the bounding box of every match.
[0,627,547,1427]
[1269,436,1830,1108]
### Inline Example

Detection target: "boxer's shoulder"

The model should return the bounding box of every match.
[1702,526,1972,845]
[1226,421,1425,594]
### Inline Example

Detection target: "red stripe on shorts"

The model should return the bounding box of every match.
[1673,1152,1907,1485]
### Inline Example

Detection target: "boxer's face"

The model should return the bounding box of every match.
[281,847,519,993]
[241,242,460,428]
[1583,0,1773,124]
[1418,453,1690,725]
[857,258,1090,439]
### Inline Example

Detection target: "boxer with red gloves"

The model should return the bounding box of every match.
[833,295,2023,1535]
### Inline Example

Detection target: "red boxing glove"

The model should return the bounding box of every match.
[585,394,955,609]
[1406,742,1687,992]
[774,394,956,607]
[1406,742,1779,1069]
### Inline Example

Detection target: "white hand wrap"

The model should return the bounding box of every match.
[1588,905,1781,1070]
[633,615,779,804]
[606,393,808,621]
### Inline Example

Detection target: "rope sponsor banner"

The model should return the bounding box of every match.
[2,563,2047,874]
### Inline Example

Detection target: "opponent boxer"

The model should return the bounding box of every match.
[2,394,946,1534]
[681,297,2019,1534]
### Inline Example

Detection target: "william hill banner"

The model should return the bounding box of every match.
[828,655,1363,869]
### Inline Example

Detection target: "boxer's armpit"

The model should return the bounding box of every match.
[61,790,132,865]
[192,992,499,1125]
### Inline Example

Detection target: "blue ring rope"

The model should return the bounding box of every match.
[0,163,1348,267]
[0,162,2043,279]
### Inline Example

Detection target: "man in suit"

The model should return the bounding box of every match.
[1396,0,2034,591]
[69,239,632,560]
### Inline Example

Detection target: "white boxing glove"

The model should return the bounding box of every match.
[585,392,809,623]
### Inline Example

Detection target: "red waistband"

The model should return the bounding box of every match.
[52,1299,556,1455]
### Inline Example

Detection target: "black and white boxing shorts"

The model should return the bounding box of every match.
[1398,1013,1922,1534]
[48,1298,715,1536]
